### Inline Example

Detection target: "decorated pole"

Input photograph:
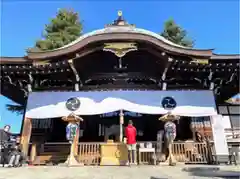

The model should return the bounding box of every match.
[62,97,83,167]
[159,96,179,166]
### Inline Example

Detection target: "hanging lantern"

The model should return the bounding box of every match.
[66,123,79,142]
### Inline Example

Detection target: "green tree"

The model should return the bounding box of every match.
[30,8,83,51]
[161,19,194,48]
[7,8,83,114]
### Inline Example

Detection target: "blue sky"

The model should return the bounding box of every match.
[0,1,239,133]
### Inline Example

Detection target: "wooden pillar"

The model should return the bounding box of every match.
[119,110,124,142]
[74,125,80,156]
[30,143,37,163]
[20,117,32,158]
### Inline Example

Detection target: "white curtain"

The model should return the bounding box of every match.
[26,90,217,119]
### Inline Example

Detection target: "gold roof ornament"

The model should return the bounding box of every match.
[118,10,122,17]
[103,42,138,58]
[105,10,135,28]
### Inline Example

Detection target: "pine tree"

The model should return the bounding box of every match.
[161,19,194,48]
[7,9,83,114]
[6,104,24,115]
[30,8,83,51]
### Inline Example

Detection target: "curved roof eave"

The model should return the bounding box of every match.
[0,56,31,64]
[27,26,214,60]
[210,54,240,60]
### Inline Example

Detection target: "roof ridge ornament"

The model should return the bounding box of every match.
[105,11,136,28]
[118,10,123,17]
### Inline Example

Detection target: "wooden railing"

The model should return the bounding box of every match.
[77,142,103,165]
[173,142,214,164]
[29,141,214,165]
[137,141,214,164]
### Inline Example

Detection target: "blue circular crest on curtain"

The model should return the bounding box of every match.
[65,97,81,111]
[161,96,177,110]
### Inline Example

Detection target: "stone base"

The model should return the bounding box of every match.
[160,154,177,166]
[100,157,128,166]
[64,155,84,167]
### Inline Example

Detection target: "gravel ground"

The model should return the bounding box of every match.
[0,165,239,179]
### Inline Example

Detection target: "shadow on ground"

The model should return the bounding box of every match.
[182,167,240,179]
[150,177,168,179]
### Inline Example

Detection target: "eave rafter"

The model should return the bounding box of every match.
[1,75,28,99]
[68,54,84,91]
[1,60,71,75]
[161,57,240,91]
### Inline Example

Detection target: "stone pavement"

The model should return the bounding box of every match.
[0,165,239,179]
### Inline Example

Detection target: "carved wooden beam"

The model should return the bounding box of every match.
[103,42,138,58]
[17,80,23,88]
[226,72,236,85]
[213,78,224,95]
[68,59,83,91]
[5,75,13,84]
[208,71,215,90]
[0,80,26,105]
[2,76,28,97]
[27,73,33,92]
[160,57,173,90]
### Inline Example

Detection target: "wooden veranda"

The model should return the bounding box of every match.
[27,141,215,166]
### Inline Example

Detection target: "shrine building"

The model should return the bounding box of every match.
[0,12,239,165]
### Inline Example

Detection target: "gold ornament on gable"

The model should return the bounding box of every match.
[103,42,138,58]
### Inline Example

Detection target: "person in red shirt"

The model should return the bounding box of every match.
[125,120,137,165]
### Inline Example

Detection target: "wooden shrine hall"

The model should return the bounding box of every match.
[0,11,239,166]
